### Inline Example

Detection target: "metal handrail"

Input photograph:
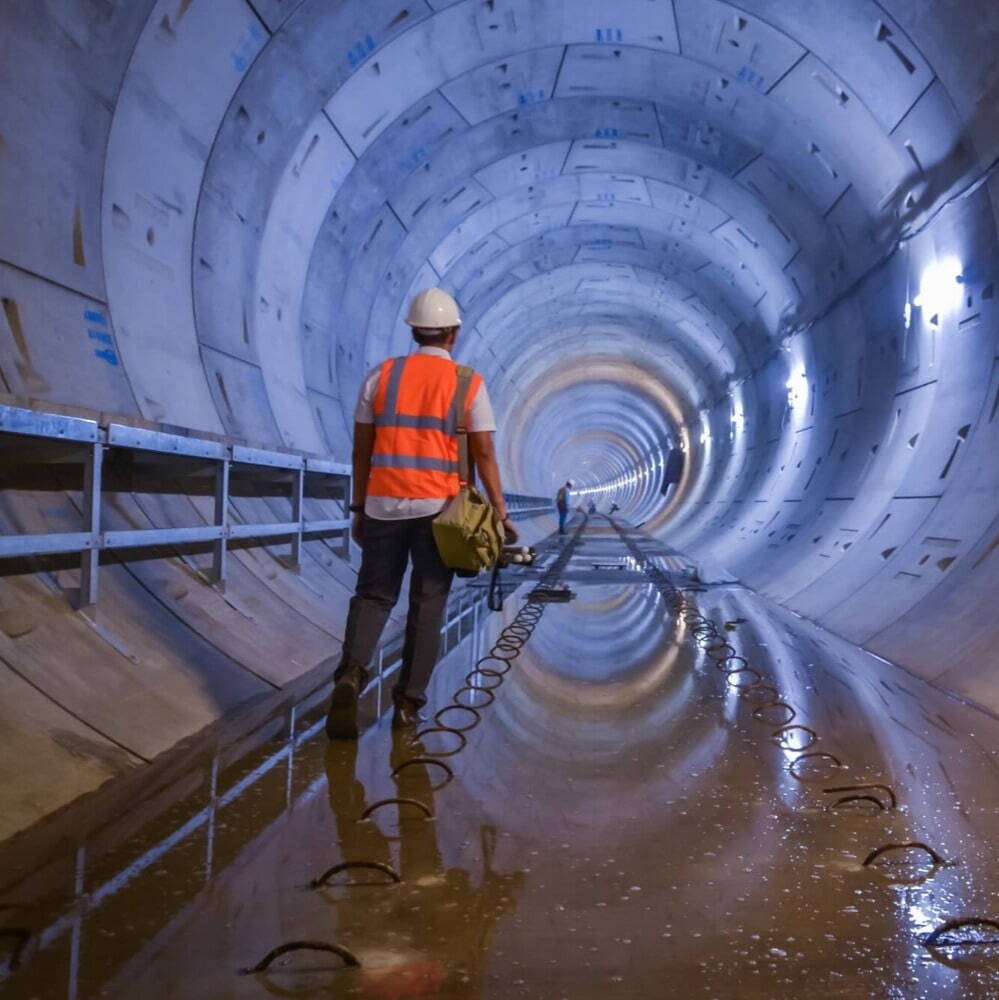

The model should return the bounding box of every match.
[0,401,551,606]
[0,402,352,605]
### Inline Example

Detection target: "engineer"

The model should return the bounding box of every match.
[326,288,517,739]
[556,480,573,534]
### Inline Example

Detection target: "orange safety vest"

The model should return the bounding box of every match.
[368,353,483,499]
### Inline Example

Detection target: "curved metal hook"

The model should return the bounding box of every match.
[863,842,949,868]
[772,724,819,750]
[752,701,796,725]
[465,668,503,690]
[823,783,897,810]
[492,638,522,653]
[242,940,361,975]
[310,861,401,888]
[414,726,468,757]
[391,756,455,780]
[434,704,481,732]
[705,642,738,660]
[475,655,512,675]
[924,918,999,950]
[830,794,886,812]
[360,797,433,821]
[453,686,497,709]
[741,684,781,705]
[717,654,750,672]
[788,751,844,781]
[488,646,520,661]
[725,668,763,688]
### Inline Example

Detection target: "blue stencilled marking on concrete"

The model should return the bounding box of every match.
[737,66,766,90]
[347,35,377,68]
[93,348,119,367]
[401,146,428,174]
[231,23,265,74]
[88,330,113,345]
[518,89,547,106]
[595,28,624,43]
[84,309,107,326]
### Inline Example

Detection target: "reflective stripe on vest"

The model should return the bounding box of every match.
[367,354,482,499]
[371,454,459,473]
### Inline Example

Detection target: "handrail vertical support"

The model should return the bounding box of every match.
[213,458,230,584]
[473,597,479,661]
[291,467,305,567]
[340,472,352,559]
[79,441,103,607]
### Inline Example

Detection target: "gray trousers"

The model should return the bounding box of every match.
[334,514,454,704]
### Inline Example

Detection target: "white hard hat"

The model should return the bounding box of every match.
[406,288,462,329]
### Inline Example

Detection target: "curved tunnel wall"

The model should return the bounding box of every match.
[1,0,999,836]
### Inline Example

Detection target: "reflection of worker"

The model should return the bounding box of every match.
[322,736,524,997]
[327,289,517,739]
[555,480,572,534]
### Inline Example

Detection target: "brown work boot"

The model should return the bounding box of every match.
[391,696,425,731]
[325,664,366,740]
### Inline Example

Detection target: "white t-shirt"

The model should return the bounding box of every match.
[354,346,496,520]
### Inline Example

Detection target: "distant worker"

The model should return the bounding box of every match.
[587,499,596,515]
[326,288,518,739]
[556,480,573,534]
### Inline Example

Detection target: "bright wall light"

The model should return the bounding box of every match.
[731,402,745,436]
[912,256,963,317]
[786,361,808,411]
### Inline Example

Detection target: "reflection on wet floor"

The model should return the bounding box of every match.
[2,520,999,998]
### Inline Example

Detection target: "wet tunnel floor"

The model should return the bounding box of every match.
[3,522,999,999]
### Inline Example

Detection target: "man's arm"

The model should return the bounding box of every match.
[468,430,518,543]
[350,421,375,545]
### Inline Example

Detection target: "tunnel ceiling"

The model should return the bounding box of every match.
[3,0,999,697]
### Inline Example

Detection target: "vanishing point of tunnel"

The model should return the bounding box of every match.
[2,1,999,997]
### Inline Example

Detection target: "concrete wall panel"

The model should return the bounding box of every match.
[0,0,153,299]
[0,264,139,414]
[102,0,266,434]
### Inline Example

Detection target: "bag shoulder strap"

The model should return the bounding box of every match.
[453,364,475,485]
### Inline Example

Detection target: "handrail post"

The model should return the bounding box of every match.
[340,472,352,559]
[291,467,305,567]
[213,458,230,584]
[472,596,479,661]
[79,440,103,607]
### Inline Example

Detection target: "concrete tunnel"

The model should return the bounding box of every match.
[2,0,999,995]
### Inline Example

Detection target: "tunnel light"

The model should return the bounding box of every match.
[730,406,745,436]
[912,256,963,317]
[786,364,808,411]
